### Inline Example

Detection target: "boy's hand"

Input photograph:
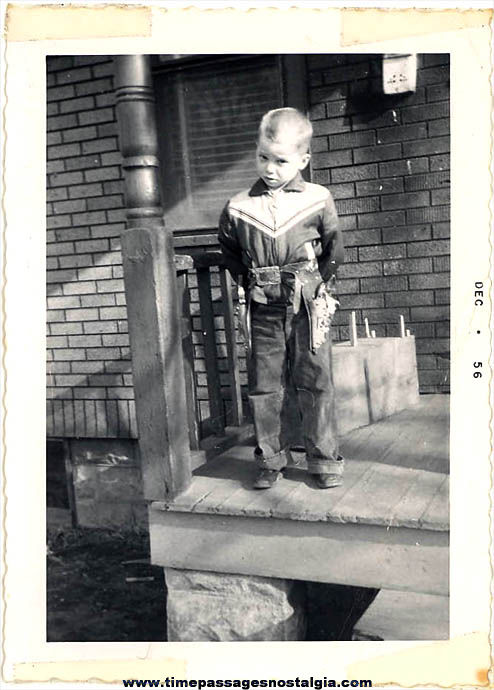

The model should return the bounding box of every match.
[316,276,337,297]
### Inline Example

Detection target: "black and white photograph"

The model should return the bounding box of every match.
[2,3,492,686]
[45,52,450,643]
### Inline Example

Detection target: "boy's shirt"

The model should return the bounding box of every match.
[218,173,344,291]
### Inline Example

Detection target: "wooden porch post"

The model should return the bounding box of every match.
[114,55,192,500]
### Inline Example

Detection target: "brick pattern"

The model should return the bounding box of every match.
[307,53,450,392]
[46,56,136,437]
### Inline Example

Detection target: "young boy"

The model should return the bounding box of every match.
[218,108,344,490]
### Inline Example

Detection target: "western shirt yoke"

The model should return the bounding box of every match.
[218,174,344,284]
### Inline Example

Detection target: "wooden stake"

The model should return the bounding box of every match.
[350,311,358,347]
[399,314,406,338]
[371,330,376,338]
[364,317,371,338]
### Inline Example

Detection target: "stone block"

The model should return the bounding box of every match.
[165,568,306,641]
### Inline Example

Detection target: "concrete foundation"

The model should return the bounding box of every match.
[165,568,306,641]
[70,438,147,529]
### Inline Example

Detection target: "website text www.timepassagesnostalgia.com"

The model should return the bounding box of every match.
[122,679,373,688]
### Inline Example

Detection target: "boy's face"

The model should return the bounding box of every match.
[256,134,310,190]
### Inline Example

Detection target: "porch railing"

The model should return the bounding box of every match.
[175,252,246,454]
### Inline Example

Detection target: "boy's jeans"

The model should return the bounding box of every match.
[248,301,342,475]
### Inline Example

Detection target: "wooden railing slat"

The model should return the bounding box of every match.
[219,268,244,426]
[197,266,225,436]
[176,271,201,450]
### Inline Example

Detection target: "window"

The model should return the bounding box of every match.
[154,56,283,232]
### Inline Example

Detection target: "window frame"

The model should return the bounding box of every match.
[152,54,310,235]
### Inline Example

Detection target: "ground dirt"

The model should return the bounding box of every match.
[47,527,167,641]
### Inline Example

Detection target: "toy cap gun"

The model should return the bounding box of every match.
[308,280,339,352]
[236,285,251,354]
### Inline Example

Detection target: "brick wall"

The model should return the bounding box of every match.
[307,54,450,392]
[46,56,136,438]
[46,56,236,439]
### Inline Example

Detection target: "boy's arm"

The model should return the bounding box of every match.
[218,205,248,283]
[318,192,344,282]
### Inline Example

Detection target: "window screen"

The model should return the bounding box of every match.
[154,56,282,231]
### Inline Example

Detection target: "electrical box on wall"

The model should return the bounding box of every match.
[382,54,417,94]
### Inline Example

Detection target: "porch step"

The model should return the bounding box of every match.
[352,590,449,640]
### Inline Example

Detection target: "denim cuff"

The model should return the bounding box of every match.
[255,448,290,471]
[306,454,344,475]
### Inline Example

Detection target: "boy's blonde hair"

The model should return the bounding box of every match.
[258,108,313,153]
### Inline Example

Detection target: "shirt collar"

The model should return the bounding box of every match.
[249,172,306,197]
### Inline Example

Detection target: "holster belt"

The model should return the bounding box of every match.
[247,260,319,318]
[249,265,282,287]
[248,260,318,288]
[242,260,337,354]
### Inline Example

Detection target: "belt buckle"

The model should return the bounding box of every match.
[256,266,281,286]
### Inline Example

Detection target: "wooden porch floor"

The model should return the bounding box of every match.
[150,394,449,594]
[156,394,449,530]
